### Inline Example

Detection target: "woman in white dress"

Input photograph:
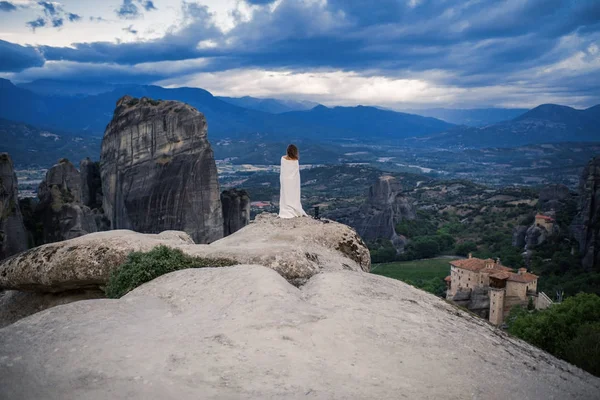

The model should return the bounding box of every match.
[279,144,308,218]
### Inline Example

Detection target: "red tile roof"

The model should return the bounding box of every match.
[450,258,512,273]
[444,275,452,282]
[508,272,538,283]
[450,257,538,285]
[489,272,511,280]
[535,214,554,221]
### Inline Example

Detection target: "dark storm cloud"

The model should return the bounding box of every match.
[0,40,45,71]
[0,1,16,12]
[2,0,600,105]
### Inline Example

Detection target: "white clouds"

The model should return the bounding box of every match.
[156,68,464,106]
[154,67,599,109]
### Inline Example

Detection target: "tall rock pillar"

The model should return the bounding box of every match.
[101,96,223,244]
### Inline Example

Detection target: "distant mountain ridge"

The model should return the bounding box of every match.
[402,107,529,126]
[282,105,454,138]
[410,103,600,148]
[0,78,454,141]
[0,118,101,167]
[217,95,319,114]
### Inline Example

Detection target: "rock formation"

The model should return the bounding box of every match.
[0,213,369,294]
[0,153,28,260]
[80,158,111,232]
[1,266,599,399]
[539,183,571,212]
[450,287,491,319]
[80,157,102,209]
[100,96,223,244]
[36,159,97,243]
[525,224,548,247]
[221,189,250,236]
[571,156,600,270]
[512,225,528,248]
[353,175,415,251]
[328,175,415,252]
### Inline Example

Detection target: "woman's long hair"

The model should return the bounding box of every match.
[287,144,299,160]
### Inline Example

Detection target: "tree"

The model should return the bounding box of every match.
[507,293,600,377]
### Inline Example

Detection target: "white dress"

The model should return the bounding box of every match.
[279,156,307,218]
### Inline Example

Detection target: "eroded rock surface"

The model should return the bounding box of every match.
[101,96,223,244]
[0,213,369,292]
[36,159,97,243]
[571,156,600,270]
[0,230,195,292]
[332,175,415,252]
[0,153,28,260]
[0,289,104,329]
[539,184,571,212]
[80,157,102,209]
[1,266,598,400]
[221,189,250,236]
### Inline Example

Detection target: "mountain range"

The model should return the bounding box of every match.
[411,104,600,148]
[0,118,102,167]
[1,78,599,166]
[0,78,453,141]
[401,107,529,126]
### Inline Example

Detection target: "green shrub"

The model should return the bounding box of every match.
[507,293,600,377]
[105,245,237,298]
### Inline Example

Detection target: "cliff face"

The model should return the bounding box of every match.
[354,175,415,251]
[80,158,102,209]
[100,96,223,244]
[539,184,571,212]
[221,189,250,236]
[36,159,97,243]
[0,153,28,260]
[571,157,600,270]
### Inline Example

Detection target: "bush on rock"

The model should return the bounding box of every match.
[105,245,237,298]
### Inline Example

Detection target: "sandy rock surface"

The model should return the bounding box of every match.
[0,213,369,292]
[1,265,598,400]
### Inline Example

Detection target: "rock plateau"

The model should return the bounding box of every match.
[1,265,599,399]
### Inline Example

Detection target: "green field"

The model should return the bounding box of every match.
[371,257,458,296]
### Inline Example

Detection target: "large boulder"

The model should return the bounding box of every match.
[0,230,195,292]
[0,153,28,260]
[0,213,369,292]
[101,96,223,244]
[221,189,250,236]
[525,225,547,248]
[1,266,598,399]
[571,156,600,270]
[36,159,97,243]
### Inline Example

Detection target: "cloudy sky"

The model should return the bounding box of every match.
[0,0,599,109]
